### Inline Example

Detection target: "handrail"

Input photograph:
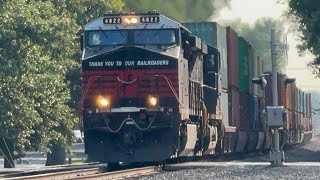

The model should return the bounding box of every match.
[106,117,156,133]
[137,74,181,107]
[78,75,116,131]
[79,76,100,110]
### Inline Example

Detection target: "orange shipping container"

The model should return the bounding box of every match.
[286,109,293,129]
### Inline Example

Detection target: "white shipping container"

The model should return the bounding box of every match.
[221,91,229,126]
[217,25,228,91]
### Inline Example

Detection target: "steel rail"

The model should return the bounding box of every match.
[7,167,101,180]
[73,166,161,180]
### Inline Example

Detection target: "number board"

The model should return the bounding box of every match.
[140,16,160,23]
[103,17,122,24]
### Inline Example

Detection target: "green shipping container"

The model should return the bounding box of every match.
[238,37,249,93]
[248,45,256,95]
[182,22,228,91]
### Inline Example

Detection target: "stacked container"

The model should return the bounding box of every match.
[264,73,287,107]
[238,37,249,93]
[256,56,264,131]
[238,37,249,130]
[296,88,301,136]
[183,22,228,90]
[248,45,257,95]
[305,93,309,131]
[306,93,312,131]
[239,93,249,130]
[256,56,263,98]
[301,92,305,131]
[286,82,295,131]
[292,83,298,142]
[226,27,240,128]
[258,98,266,129]
[183,22,229,126]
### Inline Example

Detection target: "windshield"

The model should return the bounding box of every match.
[87,30,128,46]
[134,29,176,45]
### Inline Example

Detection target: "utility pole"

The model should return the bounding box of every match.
[269,28,283,166]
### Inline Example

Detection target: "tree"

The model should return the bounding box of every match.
[0,0,124,167]
[0,0,79,167]
[287,0,320,76]
[123,0,229,22]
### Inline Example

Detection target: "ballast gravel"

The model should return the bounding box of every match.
[140,165,320,180]
[138,136,320,180]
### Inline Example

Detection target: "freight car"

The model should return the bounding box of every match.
[78,11,313,166]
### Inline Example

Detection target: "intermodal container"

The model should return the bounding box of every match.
[248,95,255,129]
[309,93,312,117]
[254,97,259,129]
[297,88,302,113]
[228,88,240,128]
[239,92,249,130]
[291,82,297,111]
[297,112,300,127]
[305,93,308,118]
[183,22,228,90]
[307,93,311,118]
[285,83,291,109]
[303,92,306,114]
[304,117,308,131]
[238,37,249,93]
[293,111,297,130]
[301,92,306,115]
[264,73,272,106]
[264,73,286,106]
[295,87,299,112]
[305,93,308,117]
[248,45,258,96]
[300,91,303,114]
[256,56,263,98]
[300,113,304,130]
[287,109,293,130]
[221,91,229,126]
[279,74,287,107]
[226,27,239,89]
[286,82,295,110]
[248,95,259,129]
[308,95,312,130]
[258,98,265,130]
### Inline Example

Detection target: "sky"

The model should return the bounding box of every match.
[217,0,320,91]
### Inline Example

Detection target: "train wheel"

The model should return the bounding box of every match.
[158,161,166,170]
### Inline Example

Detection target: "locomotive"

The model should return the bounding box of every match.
[79,11,313,165]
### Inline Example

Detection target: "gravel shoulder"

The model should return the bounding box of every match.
[138,137,320,180]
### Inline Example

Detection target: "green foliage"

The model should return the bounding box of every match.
[225,18,287,72]
[0,0,124,154]
[123,0,219,22]
[64,0,124,26]
[0,0,78,153]
[287,0,320,76]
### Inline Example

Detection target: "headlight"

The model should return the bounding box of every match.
[97,96,110,107]
[148,96,158,107]
[124,17,138,25]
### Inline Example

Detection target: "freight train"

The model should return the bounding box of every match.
[78,11,313,166]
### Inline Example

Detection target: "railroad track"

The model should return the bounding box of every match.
[6,166,161,180]
[3,149,280,180]
[6,167,101,180]
[73,166,161,180]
